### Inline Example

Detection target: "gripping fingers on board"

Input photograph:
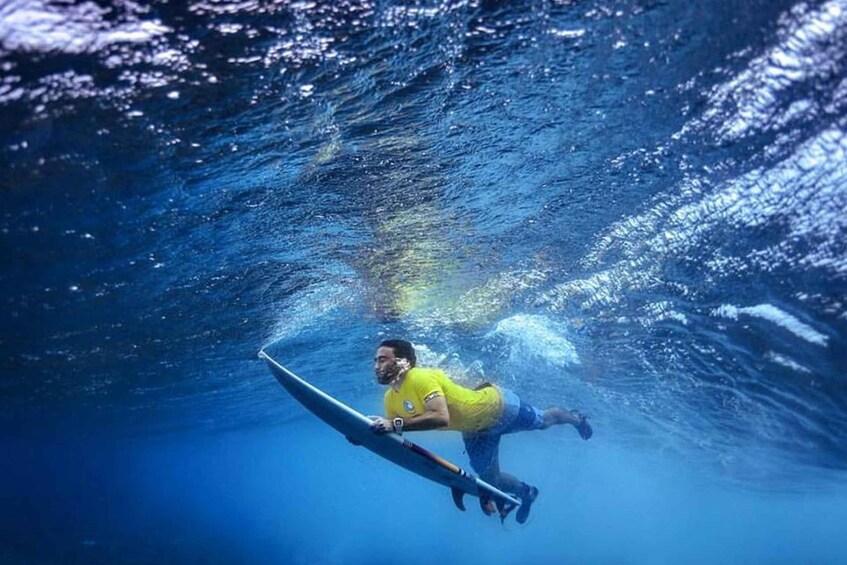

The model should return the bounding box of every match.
[368,416,390,434]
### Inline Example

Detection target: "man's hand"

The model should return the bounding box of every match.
[369,416,393,434]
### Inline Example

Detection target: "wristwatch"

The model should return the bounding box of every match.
[392,417,404,435]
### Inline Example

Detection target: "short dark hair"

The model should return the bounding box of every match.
[379,339,417,367]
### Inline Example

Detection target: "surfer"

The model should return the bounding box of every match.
[370,339,592,523]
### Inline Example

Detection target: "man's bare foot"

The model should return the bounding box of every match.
[542,407,580,428]
[572,411,593,440]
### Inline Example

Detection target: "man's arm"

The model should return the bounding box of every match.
[403,394,450,431]
[371,394,450,434]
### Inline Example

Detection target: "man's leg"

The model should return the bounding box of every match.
[504,394,591,439]
[478,454,523,497]
[469,433,537,523]
[542,407,593,439]
[464,432,527,516]
[480,448,538,524]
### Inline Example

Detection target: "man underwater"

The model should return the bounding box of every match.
[370,339,592,523]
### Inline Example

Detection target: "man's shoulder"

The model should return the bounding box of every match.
[406,367,451,394]
[407,367,444,380]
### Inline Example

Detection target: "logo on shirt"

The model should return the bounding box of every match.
[403,400,415,413]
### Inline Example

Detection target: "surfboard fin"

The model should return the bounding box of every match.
[345,436,362,446]
[495,498,518,524]
[450,487,466,511]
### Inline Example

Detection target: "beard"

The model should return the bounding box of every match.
[375,363,401,385]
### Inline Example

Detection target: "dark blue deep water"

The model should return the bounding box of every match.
[2,0,847,563]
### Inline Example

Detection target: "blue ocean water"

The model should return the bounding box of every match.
[2,0,847,563]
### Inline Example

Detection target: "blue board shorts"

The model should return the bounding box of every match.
[462,387,545,475]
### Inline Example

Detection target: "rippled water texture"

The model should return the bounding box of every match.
[2,0,846,524]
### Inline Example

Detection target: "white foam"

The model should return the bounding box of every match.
[0,0,170,55]
[640,301,689,327]
[492,314,581,368]
[765,351,812,374]
[548,28,585,39]
[712,303,829,347]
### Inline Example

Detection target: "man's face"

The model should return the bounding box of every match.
[374,346,406,385]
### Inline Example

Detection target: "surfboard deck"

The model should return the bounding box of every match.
[259,350,520,511]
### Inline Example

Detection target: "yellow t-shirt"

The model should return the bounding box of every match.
[384,367,503,433]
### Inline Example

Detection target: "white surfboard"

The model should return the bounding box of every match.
[259,350,520,513]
